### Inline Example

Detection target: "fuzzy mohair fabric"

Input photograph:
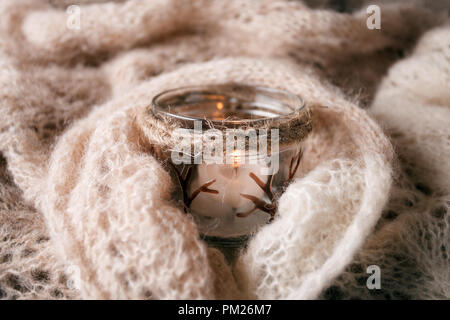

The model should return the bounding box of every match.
[0,0,448,300]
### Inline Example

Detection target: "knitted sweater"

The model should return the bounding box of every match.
[0,0,448,299]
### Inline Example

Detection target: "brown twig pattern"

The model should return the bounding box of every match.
[237,148,303,222]
[169,148,303,221]
[169,163,218,211]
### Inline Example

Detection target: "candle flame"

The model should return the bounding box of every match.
[216,102,224,110]
[231,150,241,168]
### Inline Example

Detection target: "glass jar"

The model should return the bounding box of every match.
[151,83,312,248]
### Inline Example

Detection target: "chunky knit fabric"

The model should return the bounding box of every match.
[0,0,448,300]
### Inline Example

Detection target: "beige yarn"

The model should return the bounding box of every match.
[0,0,448,300]
[323,24,450,300]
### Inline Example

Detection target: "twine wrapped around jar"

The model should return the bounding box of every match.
[137,84,314,244]
[138,83,313,157]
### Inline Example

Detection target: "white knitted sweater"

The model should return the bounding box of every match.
[0,0,448,299]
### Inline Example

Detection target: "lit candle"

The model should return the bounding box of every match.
[189,150,269,218]
[150,84,311,245]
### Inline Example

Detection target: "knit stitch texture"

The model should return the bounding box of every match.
[0,0,448,300]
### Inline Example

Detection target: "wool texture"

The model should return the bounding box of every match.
[0,0,448,300]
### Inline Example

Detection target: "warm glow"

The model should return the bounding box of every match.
[216,102,224,110]
[231,150,241,168]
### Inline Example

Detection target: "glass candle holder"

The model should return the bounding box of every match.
[151,84,312,248]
